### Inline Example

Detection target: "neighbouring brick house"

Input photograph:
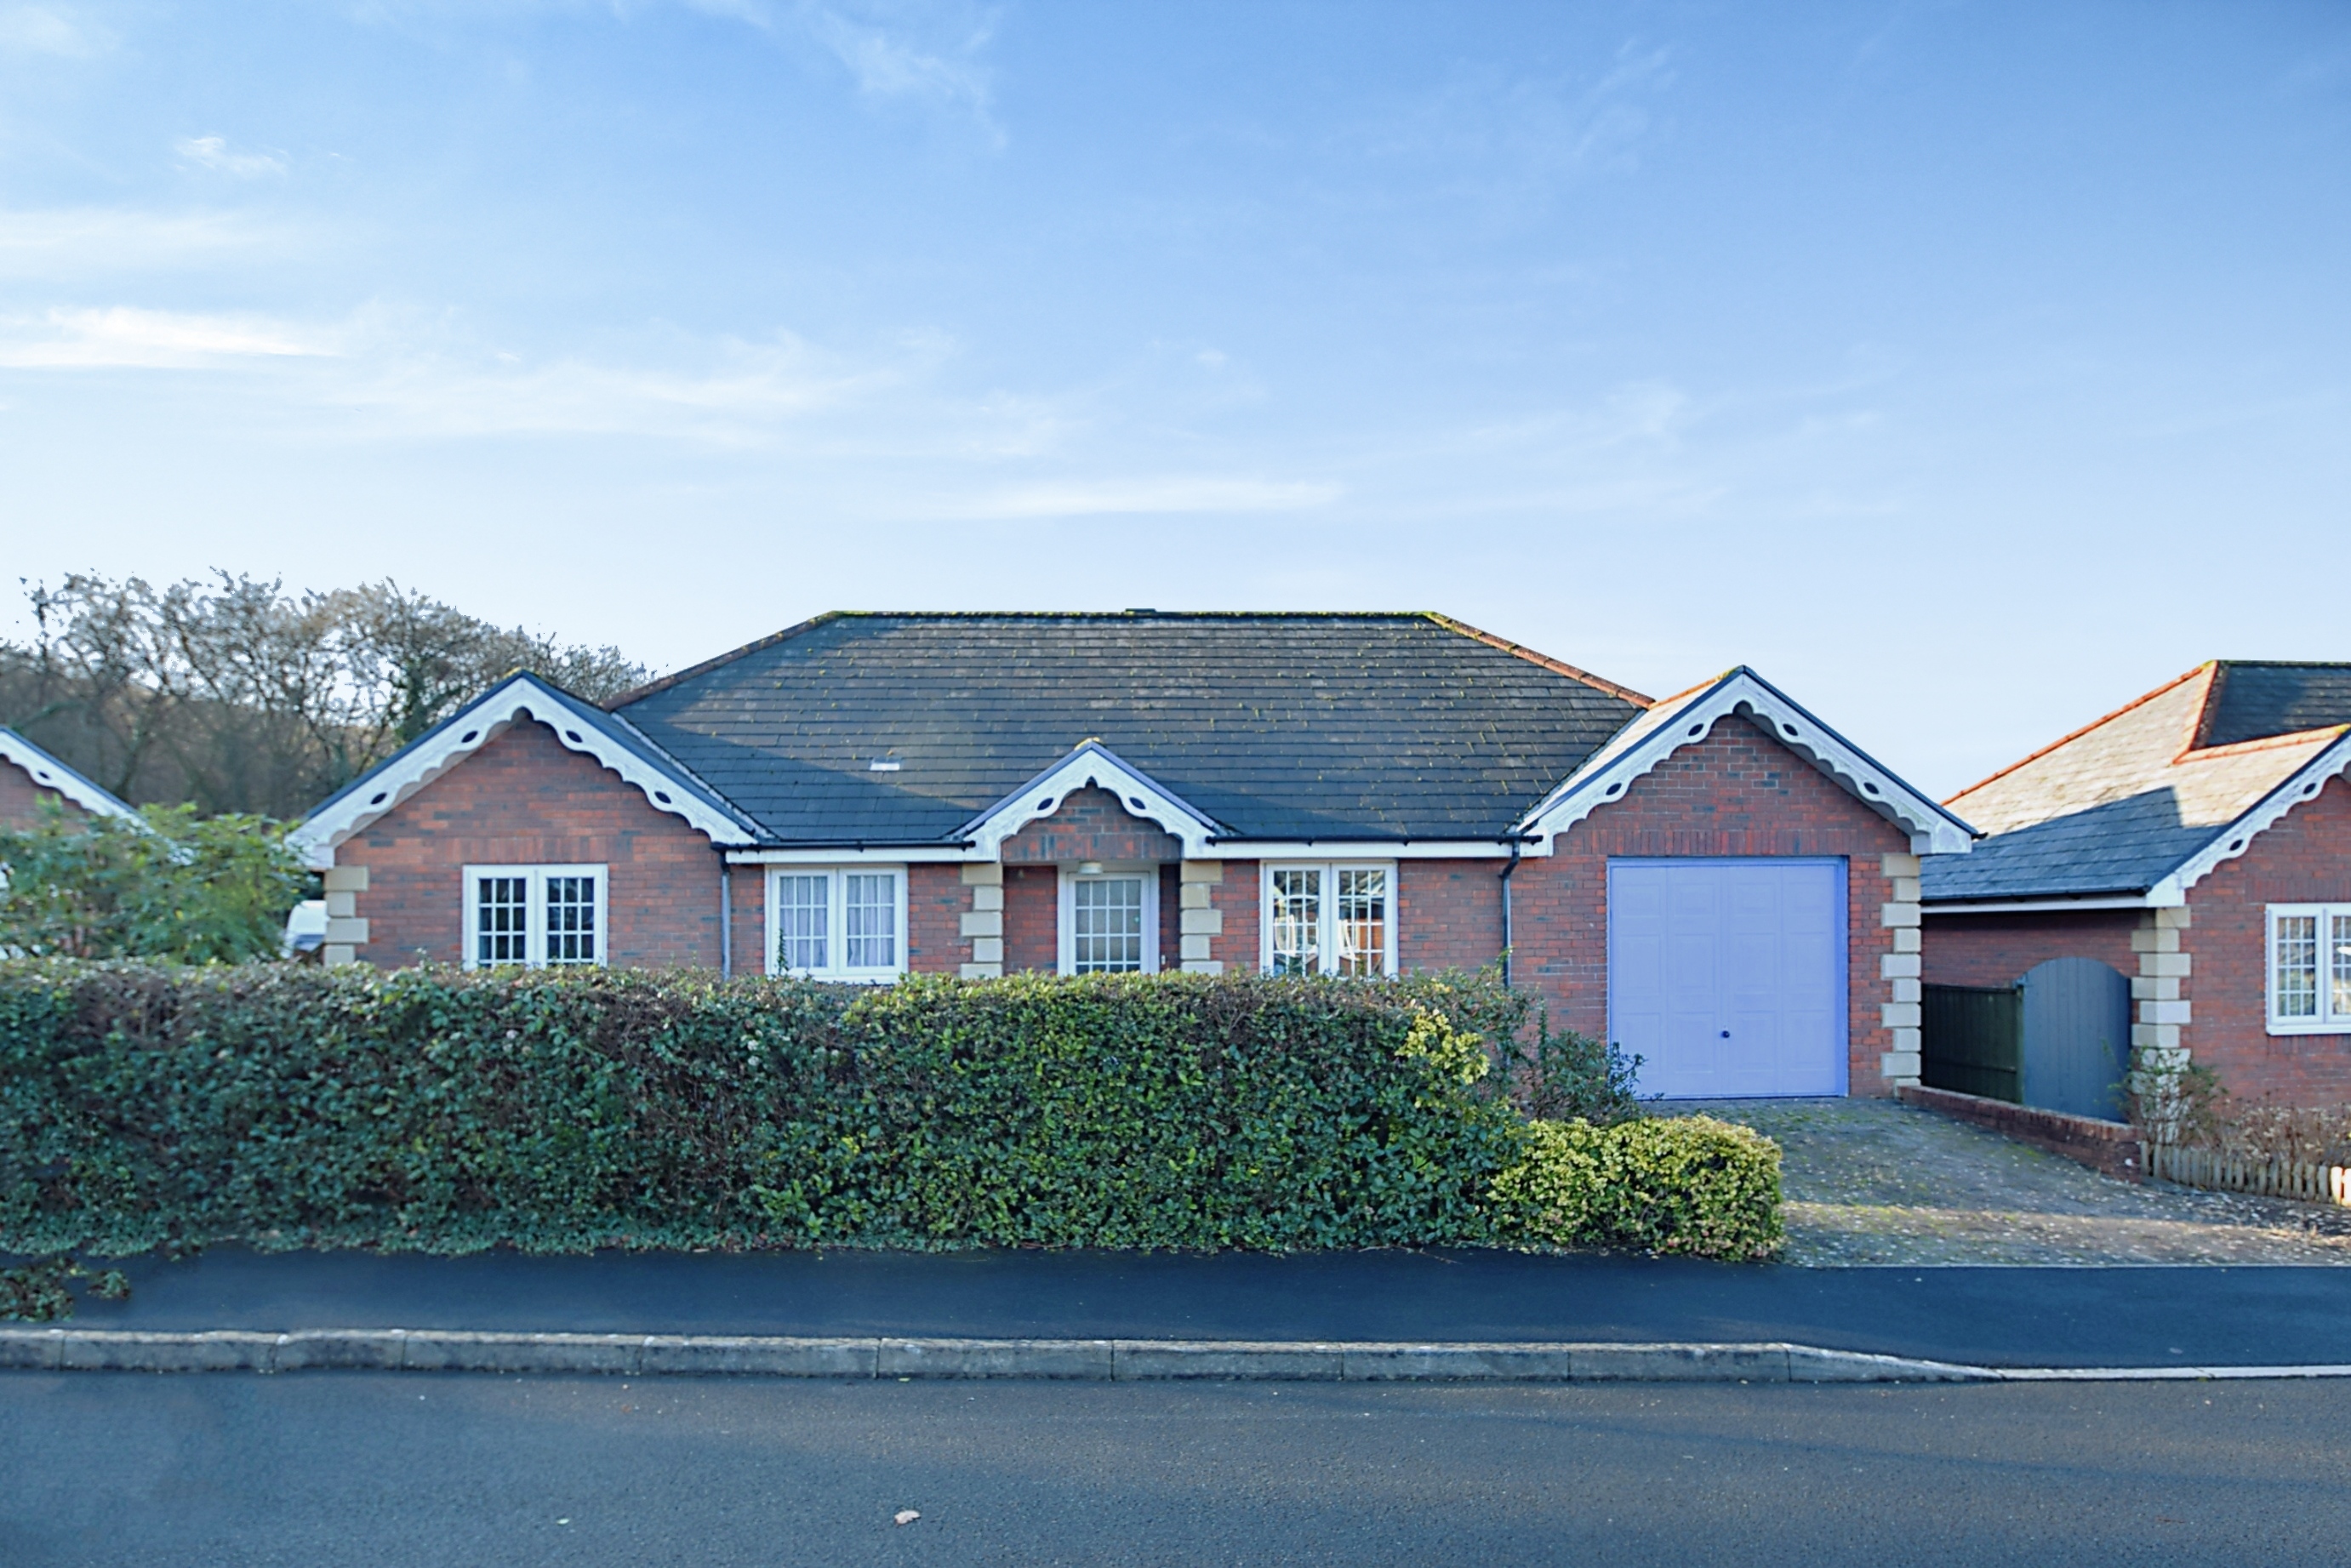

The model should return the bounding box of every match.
[1922,661,2351,1109]
[0,729,137,831]
[291,613,1972,1100]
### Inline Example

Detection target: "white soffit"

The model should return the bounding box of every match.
[960,741,1224,859]
[1515,668,1977,857]
[2152,730,2351,905]
[0,729,140,822]
[289,674,757,868]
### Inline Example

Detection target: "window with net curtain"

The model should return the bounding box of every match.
[2269,904,2351,1032]
[1267,864,1391,976]
[770,868,902,978]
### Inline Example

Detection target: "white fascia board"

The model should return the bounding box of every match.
[2148,731,2351,906]
[959,742,1224,859]
[0,730,140,823]
[728,845,973,865]
[1921,894,2157,915]
[1514,668,1978,858]
[1201,840,1519,860]
[288,675,758,869]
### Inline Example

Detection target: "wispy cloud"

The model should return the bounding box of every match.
[1350,40,1675,210]
[962,476,1342,518]
[0,4,106,57]
[0,208,294,278]
[327,330,911,442]
[174,136,288,180]
[670,0,1001,139]
[0,306,338,368]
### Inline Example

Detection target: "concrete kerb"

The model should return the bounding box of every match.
[4,1328,2347,1382]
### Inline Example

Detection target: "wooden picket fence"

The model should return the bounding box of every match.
[2143,1142,2351,1207]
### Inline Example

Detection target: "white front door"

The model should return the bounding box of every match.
[1606,858,1846,1098]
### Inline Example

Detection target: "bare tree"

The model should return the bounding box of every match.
[0,575,653,817]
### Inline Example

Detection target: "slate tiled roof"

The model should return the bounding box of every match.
[611,613,1652,845]
[1922,662,2351,903]
[2197,662,2351,750]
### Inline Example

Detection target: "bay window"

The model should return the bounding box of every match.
[462,864,608,969]
[1262,862,1395,977]
[2268,904,2351,1034]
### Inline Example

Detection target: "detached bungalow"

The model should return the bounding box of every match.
[0,729,137,830]
[1922,661,2351,1109]
[289,613,1970,1101]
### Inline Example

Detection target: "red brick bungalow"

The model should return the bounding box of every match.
[290,613,1972,1101]
[1922,662,2351,1109]
[0,728,138,831]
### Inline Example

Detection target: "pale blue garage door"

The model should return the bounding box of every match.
[1606,858,1846,1099]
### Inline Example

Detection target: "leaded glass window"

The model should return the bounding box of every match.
[1072,875,1146,972]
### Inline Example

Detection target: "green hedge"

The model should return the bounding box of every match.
[0,961,1779,1262]
[1493,1115,1783,1261]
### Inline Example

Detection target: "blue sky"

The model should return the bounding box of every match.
[2,1,2345,796]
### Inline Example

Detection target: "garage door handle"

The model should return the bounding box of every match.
[1720,1030,1730,1038]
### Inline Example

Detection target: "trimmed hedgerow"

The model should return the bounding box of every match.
[0,961,1778,1263]
[1494,1115,1784,1261]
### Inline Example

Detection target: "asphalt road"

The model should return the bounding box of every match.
[39,1244,2351,1367]
[4,1371,2348,1565]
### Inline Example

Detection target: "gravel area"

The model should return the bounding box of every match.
[1674,1097,2351,1266]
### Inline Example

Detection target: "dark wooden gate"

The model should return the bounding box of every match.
[1921,983,2022,1103]
[2018,957,2132,1122]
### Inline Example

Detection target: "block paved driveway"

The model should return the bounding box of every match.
[1683,1097,2351,1265]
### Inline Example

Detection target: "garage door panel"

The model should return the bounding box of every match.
[1607,858,1846,1099]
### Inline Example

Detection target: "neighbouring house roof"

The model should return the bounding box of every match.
[612,613,1653,845]
[1922,661,2351,907]
[1514,667,1977,856]
[290,672,763,867]
[0,728,140,822]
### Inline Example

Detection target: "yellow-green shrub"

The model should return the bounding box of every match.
[1496,1115,1783,1261]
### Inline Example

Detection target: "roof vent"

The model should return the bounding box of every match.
[1126,607,1158,616]
[869,759,902,773]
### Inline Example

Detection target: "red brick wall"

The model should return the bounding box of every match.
[1509,714,1912,1096]
[1208,860,1260,972]
[2183,773,2351,1103]
[906,863,965,975]
[1003,864,1059,972]
[0,761,85,830]
[729,866,765,977]
[1399,860,1505,973]
[1920,909,2143,988]
[1000,786,1182,864]
[343,721,723,970]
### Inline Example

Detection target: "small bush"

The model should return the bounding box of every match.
[0,803,308,962]
[1500,1012,1645,1126]
[1496,1115,1783,1261]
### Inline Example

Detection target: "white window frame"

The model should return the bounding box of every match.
[461,864,609,971]
[2267,903,2351,1035]
[1258,861,1398,978]
[764,865,908,983]
[1057,864,1162,976]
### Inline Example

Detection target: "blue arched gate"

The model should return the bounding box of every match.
[2018,956,2132,1122]
[1924,956,2131,1121]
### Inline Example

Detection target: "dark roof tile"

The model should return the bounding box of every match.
[613,613,1647,844]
